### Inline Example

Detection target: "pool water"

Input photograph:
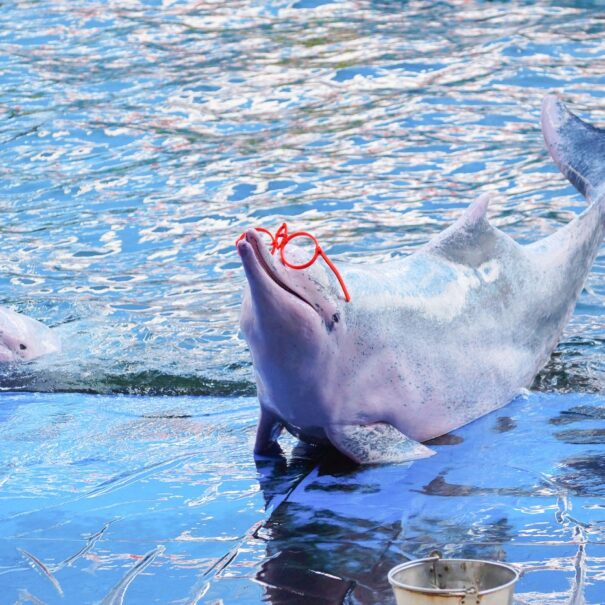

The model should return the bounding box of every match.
[1,0,605,395]
[1,0,605,603]
[1,391,604,603]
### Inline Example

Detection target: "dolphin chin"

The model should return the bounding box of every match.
[239,95,605,465]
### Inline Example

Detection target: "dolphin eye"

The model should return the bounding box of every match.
[332,313,340,323]
[19,344,27,350]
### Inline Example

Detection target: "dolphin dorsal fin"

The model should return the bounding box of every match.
[425,193,493,250]
[460,192,491,227]
[422,193,515,268]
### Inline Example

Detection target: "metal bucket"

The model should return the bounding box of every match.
[388,555,520,605]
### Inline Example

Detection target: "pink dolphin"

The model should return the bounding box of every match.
[0,307,60,362]
[237,95,605,464]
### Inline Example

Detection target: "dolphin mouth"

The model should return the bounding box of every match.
[246,233,317,312]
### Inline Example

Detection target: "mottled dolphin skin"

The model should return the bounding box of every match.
[237,95,605,464]
[0,307,61,362]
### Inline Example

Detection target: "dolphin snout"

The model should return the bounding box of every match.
[244,228,261,245]
[237,229,260,255]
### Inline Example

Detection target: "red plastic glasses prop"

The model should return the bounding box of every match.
[236,223,351,302]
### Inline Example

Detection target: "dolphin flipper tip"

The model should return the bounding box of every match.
[326,422,435,465]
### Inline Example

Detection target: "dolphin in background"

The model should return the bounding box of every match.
[0,306,60,362]
[237,95,605,464]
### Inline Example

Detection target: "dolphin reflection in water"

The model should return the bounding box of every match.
[237,95,605,464]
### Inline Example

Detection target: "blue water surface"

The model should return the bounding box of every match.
[0,0,604,395]
[1,1,605,603]
[1,391,604,603]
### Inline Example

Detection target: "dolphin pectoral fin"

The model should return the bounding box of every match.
[326,423,435,465]
[254,407,284,457]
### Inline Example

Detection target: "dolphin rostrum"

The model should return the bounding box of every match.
[237,95,605,464]
[0,306,60,362]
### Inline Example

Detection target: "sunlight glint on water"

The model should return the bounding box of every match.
[0,1,604,394]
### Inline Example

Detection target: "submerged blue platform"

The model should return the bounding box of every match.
[1,391,604,604]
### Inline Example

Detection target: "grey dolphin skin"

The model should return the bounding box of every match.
[237,95,605,464]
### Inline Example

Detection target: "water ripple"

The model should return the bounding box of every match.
[0,1,604,395]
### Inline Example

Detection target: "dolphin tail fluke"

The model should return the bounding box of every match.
[541,95,605,203]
